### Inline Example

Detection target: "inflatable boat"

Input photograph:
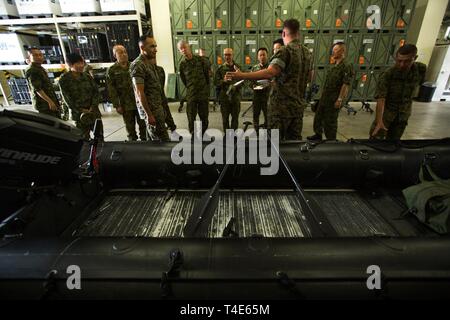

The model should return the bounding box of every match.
[0,110,449,299]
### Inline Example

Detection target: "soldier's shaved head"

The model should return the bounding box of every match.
[138,36,157,59]
[395,44,418,71]
[224,48,233,65]
[282,19,300,45]
[332,42,347,60]
[112,45,128,64]
[26,47,44,64]
[177,40,193,59]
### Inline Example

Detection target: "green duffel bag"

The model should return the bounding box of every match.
[403,165,450,234]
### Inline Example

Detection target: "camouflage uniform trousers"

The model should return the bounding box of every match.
[369,106,411,140]
[313,101,340,140]
[76,108,103,140]
[186,99,209,133]
[269,115,303,141]
[39,108,62,119]
[122,109,147,141]
[253,98,268,131]
[147,105,169,141]
[163,102,176,131]
[220,99,240,131]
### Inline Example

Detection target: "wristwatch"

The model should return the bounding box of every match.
[337,98,343,102]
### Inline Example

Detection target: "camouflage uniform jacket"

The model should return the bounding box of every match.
[375,62,427,114]
[25,63,60,112]
[269,38,311,118]
[214,62,242,102]
[179,55,210,101]
[130,54,164,110]
[319,59,353,107]
[250,63,270,101]
[106,62,137,111]
[58,71,100,122]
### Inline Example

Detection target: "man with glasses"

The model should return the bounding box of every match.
[370,44,426,140]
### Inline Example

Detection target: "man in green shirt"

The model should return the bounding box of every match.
[370,44,427,140]
[59,53,102,140]
[25,48,61,119]
[308,42,353,141]
[215,48,242,131]
[177,40,210,134]
[250,47,270,132]
[130,35,169,141]
[225,19,311,140]
[106,44,146,141]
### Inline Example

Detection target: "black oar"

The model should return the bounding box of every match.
[183,121,252,237]
[266,130,333,237]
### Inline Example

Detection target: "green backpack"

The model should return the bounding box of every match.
[403,165,450,234]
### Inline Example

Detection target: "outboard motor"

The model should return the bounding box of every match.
[0,109,84,218]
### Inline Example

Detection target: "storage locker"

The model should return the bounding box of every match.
[291,0,321,30]
[170,0,201,32]
[320,0,352,30]
[346,32,376,67]
[201,0,230,31]
[261,0,292,30]
[231,0,260,31]
[372,33,392,66]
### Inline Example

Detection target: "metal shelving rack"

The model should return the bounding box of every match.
[0,13,148,106]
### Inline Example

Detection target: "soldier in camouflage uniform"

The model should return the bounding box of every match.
[370,44,426,140]
[107,45,147,141]
[177,40,210,134]
[215,48,242,131]
[225,19,311,140]
[150,57,176,132]
[309,42,353,141]
[250,48,270,132]
[59,53,103,140]
[130,35,169,141]
[25,48,61,119]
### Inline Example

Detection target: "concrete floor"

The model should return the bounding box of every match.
[1,99,450,140]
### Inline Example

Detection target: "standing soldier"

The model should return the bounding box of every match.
[308,42,353,141]
[215,48,242,131]
[250,48,270,132]
[177,40,210,134]
[150,57,177,132]
[25,48,61,119]
[370,44,426,140]
[225,19,310,140]
[106,45,147,141]
[130,35,169,141]
[59,53,102,140]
